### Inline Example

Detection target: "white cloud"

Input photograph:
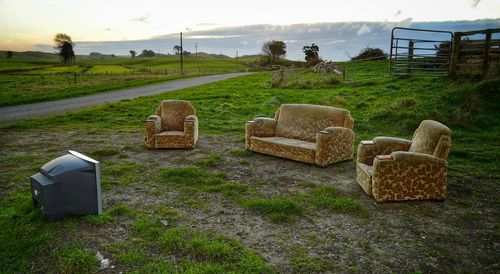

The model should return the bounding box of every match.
[356,24,372,36]
[130,13,150,23]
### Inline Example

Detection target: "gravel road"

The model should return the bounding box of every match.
[0,72,253,124]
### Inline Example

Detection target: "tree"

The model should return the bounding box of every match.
[53,33,75,64]
[139,49,155,57]
[6,51,13,59]
[351,47,388,61]
[173,45,182,55]
[302,43,320,65]
[261,40,287,63]
[130,50,136,58]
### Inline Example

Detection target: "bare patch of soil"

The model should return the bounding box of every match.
[1,129,499,273]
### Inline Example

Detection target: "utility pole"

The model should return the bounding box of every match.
[180,32,184,75]
[236,50,238,61]
[195,43,198,60]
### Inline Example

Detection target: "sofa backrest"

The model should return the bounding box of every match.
[155,100,196,131]
[274,104,352,142]
[409,120,452,159]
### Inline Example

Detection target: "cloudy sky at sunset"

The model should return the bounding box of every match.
[1,0,498,51]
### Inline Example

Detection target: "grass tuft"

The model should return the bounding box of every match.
[55,244,99,274]
[90,147,120,157]
[242,197,303,222]
[195,153,222,167]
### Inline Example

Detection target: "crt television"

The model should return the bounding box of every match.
[30,150,102,221]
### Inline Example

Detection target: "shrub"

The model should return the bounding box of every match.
[351,47,388,61]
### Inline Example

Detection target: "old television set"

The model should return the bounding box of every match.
[30,150,102,221]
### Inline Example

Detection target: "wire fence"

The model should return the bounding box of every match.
[270,55,392,87]
[0,67,252,88]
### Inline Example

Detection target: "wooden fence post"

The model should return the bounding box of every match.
[408,40,414,75]
[449,32,461,77]
[483,29,492,77]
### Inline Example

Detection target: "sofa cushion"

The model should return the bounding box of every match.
[250,136,316,164]
[409,120,451,155]
[157,100,196,131]
[274,104,348,142]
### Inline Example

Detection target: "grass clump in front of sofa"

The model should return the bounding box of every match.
[242,197,304,222]
[136,224,275,273]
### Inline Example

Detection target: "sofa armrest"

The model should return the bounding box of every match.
[315,126,355,166]
[145,115,161,148]
[371,151,447,202]
[245,117,277,149]
[184,115,198,144]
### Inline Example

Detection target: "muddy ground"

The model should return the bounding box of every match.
[1,129,499,273]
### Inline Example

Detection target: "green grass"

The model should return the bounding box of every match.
[242,197,303,222]
[0,194,53,273]
[195,153,222,167]
[86,65,136,74]
[290,246,331,273]
[54,244,99,274]
[1,59,499,272]
[305,185,366,213]
[132,220,275,273]
[0,54,254,106]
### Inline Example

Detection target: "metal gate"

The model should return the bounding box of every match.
[390,27,454,76]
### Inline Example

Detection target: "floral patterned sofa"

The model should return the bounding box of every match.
[145,100,198,149]
[356,120,452,202]
[245,104,355,167]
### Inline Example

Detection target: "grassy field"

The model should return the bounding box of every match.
[1,60,499,273]
[0,54,254,106]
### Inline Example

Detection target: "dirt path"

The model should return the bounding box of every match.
[0,72,253,124]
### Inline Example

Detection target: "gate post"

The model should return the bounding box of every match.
[483,29,492,77]
[449,32,461,77]
[408,40,414,75]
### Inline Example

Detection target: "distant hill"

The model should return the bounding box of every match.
[186,52,232,59]
[0,50,58,58]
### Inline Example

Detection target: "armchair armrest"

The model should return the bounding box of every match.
[145,115,161,148]
[315,126,355,166]
[184,115,198,145]
[146,115,162,132]
[371,151,447,202]
[357,137,412,165]
[245,117,277,149]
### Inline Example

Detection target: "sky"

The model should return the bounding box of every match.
[0,0,499,51]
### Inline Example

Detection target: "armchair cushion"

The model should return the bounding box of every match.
[156,100,196,131]
[409,120,451,156]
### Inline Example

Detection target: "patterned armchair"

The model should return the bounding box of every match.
[145,100,198,149]
[245,104,355,167]
[356,120,452,202]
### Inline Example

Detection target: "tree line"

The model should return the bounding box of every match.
[7,32,389,65]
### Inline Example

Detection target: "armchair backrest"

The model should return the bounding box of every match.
[409,120,452,160]
[155,100,196,131]
[274,104,352,142]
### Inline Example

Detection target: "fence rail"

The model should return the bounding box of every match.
[449,28,500,77]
